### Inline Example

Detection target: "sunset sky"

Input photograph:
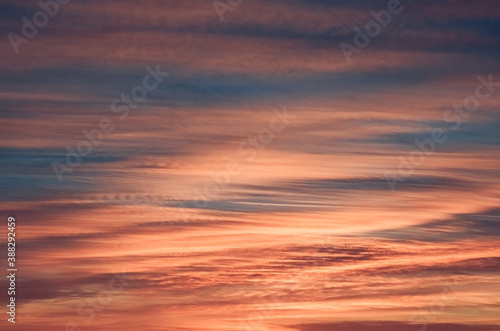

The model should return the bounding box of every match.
[1,0,500,330]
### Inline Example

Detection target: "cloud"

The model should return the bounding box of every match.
[291,321,500,331]
[366,208,500,242]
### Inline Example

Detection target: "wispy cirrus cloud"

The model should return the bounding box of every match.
[2,0,500,330]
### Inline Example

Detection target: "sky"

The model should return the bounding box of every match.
[1,0,500,330]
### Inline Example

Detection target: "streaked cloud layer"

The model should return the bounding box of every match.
[1,0,499,330]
